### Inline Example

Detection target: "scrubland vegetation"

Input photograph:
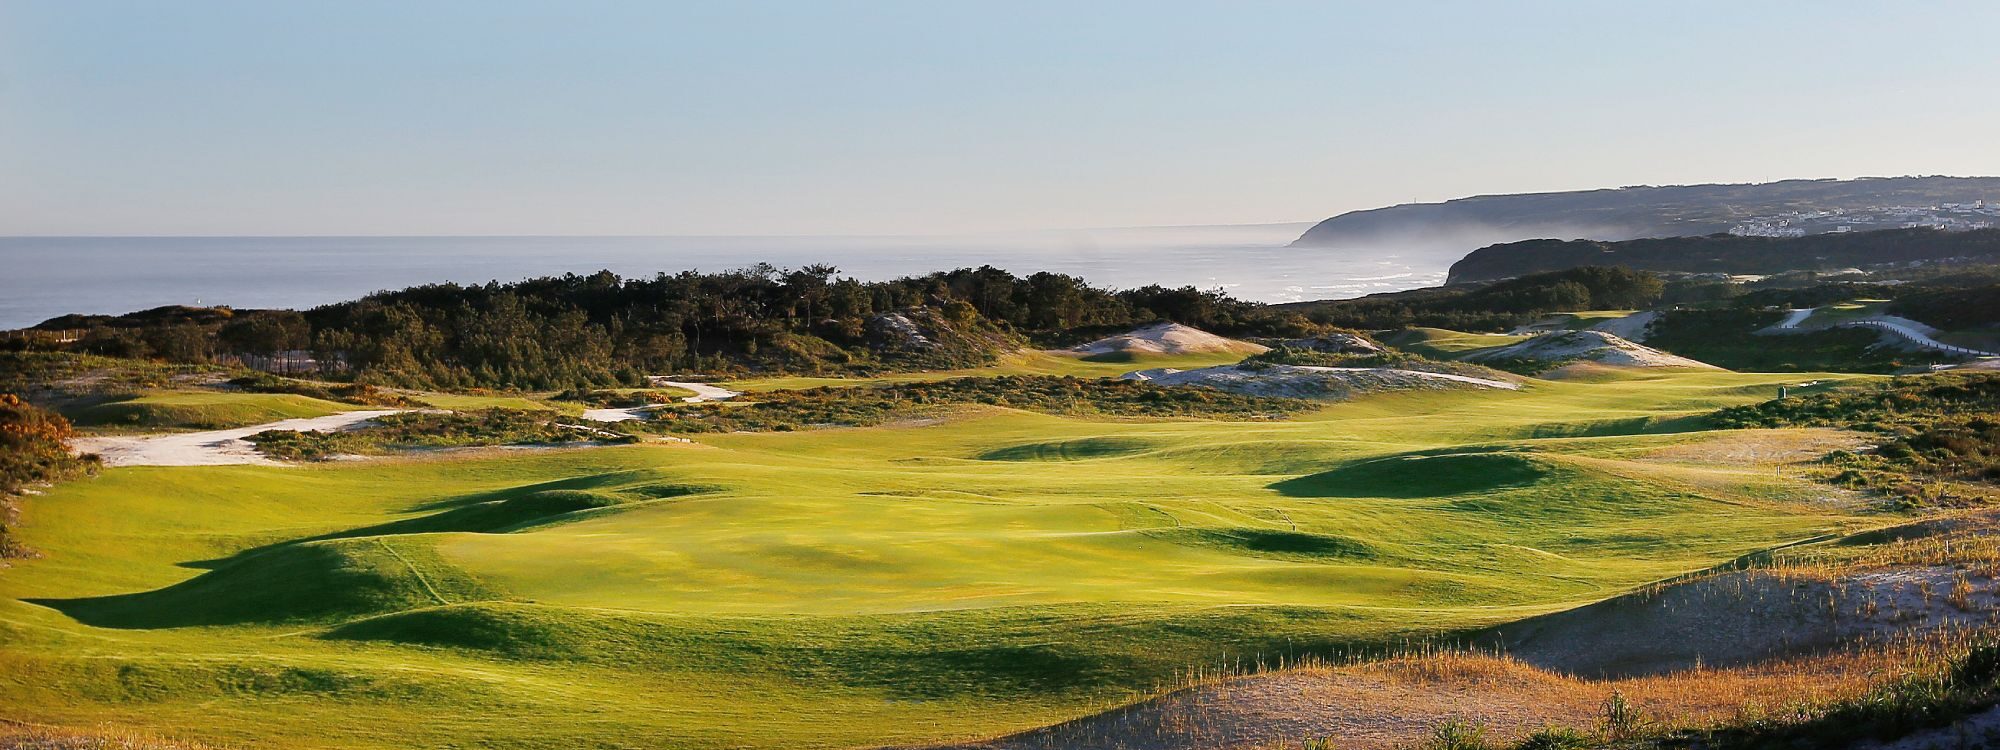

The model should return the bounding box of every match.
[17,266,1322,390]
[247,409,636,460]
[1711,373,2000,504]
[641,375,1316,433]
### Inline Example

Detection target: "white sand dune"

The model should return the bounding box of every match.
[1071,323,1267,356]
[1467,330,1718,370]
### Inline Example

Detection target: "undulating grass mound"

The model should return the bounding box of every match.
[66,392,353,430]
[37,536,494,629]
[1145,528,1381,562]
[1271,451,1554,498]
[978,436,1157,461]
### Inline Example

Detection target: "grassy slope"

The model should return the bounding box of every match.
[1380,328,1533,360]
[65,391,357,431]
[0,369,1883,749]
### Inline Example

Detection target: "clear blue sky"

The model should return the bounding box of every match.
[3,0,1997,236]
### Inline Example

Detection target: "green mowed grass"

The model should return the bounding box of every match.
[0,370,1883,748]
[65,391,357,431]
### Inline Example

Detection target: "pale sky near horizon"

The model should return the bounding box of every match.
[3,1,1998,237]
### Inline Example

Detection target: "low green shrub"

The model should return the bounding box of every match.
[641,375,1317,434]
[248,409,635,460]
[1711,373,2000,503]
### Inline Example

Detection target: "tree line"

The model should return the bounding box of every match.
[23,265,1321,390]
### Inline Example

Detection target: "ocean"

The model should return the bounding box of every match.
[0,224,1460,329]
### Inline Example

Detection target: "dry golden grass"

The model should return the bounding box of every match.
[975,632,1991,750]
[0,722,215,750]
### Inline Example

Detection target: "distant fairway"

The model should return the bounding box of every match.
[0,369,1881,749]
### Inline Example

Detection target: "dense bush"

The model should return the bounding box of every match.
[1646,308,1948,373]
[1449,227,2000,283]
[641,376,1317,434]
[1891,285,2000,330]
[1281,266,1664,332]
[28,265,1333,390]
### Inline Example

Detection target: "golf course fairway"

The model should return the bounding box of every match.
[0,370,1879,749]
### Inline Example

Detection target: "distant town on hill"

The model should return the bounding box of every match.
[1290,175,2000,251]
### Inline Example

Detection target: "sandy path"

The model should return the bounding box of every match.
[580,379,741,422]
[1586,310,1659,342]
[1775,308,1816,329]
[72,410,404,467]
[1770,308,1994,356]
[1841,318,1999,356]
[655,379,740,402]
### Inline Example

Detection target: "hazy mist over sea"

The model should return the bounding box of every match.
[0,224,1464,328]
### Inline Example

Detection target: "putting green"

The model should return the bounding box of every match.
[0,369,1880,749]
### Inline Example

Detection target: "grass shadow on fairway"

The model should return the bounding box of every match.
[978,436,1159,462]
[401,468,689,512]
[30,537,498,629]
[1143,528,1382,562]
[33,473,727,629]
[1271,451,1555,499]
[320,600,1403,700]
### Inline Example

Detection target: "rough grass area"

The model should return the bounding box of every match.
[0,353,224,399]
[248,409,635,460]
[0,369,1891,749]
[972,638,1988,750]
[225,373,416,408]
[641,375,1317,433]
[722,349,1256,392]
[551,386,696,407]
[1239,346,1513,380]
[1712,373,2000,504]
[0,722,215,750]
